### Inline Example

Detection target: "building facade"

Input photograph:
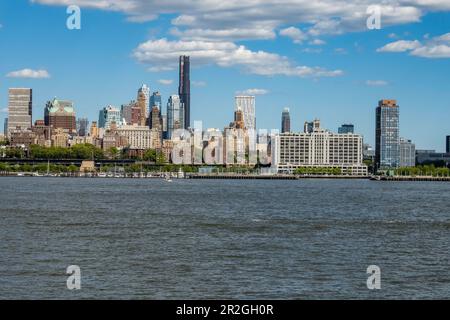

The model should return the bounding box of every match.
[116,125,156,150]
[98,105,122,130]
[235,96,256,131]
[167,95,184,139]
[338,124,355,134]
[179,56,190,129]
[447,135,450,153]
[281,108,291,134]
[45,99,77,133]
[7,88,32,135]
[137,84,150,125]
[375,100,400,170]
[150,91,162,111]
[77,118,89,137]
[4,118,8,136]
[400,138,416,167]
[272,121,367,176]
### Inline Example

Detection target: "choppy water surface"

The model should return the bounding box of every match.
[0,177,449,299]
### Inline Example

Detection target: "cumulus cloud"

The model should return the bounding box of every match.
[158,79,173,85]
[133,38,343,78]
[366,80,389,86]
[32,0,450,42]
[237,89,269,96]
[309,39,326,46]
[279,27,307,44]
[6,69,50,79]
[377,33,450,58]
[377,40,422,52]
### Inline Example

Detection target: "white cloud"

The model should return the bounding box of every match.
[1,108,8,113]
[171,27,276,41]
[279,27,307,44]
[309,39,326,46]
[302,48,323,54]
[133,38,343,78]
[6,69,50,79]
[377,33,450,58]
[411,44,450,58]
[158,79,173,85]
[377,40,422,52]
[366,80,389,86]
[237,89,269,96]
[32,0,450,42]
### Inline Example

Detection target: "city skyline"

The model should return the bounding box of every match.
[1,1,450,151]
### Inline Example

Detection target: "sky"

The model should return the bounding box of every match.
[0,0,449,151]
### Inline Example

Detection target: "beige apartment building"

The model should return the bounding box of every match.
[272,120,368,176]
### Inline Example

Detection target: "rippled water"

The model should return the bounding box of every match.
[0,177,449,299]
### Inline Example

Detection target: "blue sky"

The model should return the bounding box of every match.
[0,0,449,151]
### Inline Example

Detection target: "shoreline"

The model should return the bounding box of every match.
[1,173,450,181]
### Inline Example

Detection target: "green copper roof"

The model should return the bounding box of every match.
[46,98,75,114]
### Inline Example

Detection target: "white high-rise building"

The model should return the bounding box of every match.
[272,120,368,176]
[235,96,256,131]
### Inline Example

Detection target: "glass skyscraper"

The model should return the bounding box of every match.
[167,95,184,139]
[150,91,162,110]
[338,124,354,134]
[375,100,400,170]
[98,105,122,130]
[281,108,291,133]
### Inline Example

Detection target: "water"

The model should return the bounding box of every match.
[0,177,449,299]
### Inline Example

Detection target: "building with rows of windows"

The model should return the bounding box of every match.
[272,120,368,176]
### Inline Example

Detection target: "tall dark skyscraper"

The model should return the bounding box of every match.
[281,108,291,133]
[178,55,190,129]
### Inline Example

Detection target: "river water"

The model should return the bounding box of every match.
[0,177,449,299]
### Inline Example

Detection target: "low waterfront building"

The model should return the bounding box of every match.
[416,151,450,166]
[272,120,368,176]
[80,161,95,173]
